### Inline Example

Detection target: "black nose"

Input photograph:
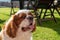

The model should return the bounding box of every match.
[27,16,33,20]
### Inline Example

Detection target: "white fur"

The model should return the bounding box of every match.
[0,10,33,40]
[15,10,31,15]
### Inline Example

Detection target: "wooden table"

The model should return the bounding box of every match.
[10,0,58,25]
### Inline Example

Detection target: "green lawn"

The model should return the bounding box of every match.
[0,8,60,40]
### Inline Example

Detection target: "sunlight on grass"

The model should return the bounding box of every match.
[33,27,60,40]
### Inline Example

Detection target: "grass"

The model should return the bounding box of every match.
[0,8,19,26]
[0,8,60,40]
[33,21,60,40]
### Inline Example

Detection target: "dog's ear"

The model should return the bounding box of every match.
[6,15,19,38]
[6,13,26,38]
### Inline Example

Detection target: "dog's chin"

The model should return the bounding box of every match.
[21,23,35,32]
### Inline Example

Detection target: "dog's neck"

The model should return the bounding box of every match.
[2,26,32,40]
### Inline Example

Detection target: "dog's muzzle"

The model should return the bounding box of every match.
[22,19,36,32]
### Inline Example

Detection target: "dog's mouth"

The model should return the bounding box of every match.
[22,22,36,32]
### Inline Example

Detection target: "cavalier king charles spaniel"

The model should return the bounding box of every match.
[0,10,36,40]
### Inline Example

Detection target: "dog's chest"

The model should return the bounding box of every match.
[2,30,32,40]
[15,28,32,40]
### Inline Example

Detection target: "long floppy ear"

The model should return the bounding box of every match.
[6,15,19,38]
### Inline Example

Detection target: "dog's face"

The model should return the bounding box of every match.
[15,10,36,32]
[5,10,36,38]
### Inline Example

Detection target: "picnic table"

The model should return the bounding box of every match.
[10,0,60,25]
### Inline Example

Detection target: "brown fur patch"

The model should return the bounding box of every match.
[0,34,2,40]
[0,36,2,40]
[6,21,18,38]
[6,13,26,38]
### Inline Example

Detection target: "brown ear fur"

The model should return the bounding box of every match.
[6,15,19,38]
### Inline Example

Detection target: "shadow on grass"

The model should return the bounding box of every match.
[0,19,6,24]
[37,18,60,35]
[0,19,6,31]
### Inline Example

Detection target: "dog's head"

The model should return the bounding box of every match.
[4,10,36,38]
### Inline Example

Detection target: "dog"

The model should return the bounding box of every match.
[0,10,36,40]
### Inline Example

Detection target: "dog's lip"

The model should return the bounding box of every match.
[29,23,33,26]
[29,23,34,29]
[22,22,35,32]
